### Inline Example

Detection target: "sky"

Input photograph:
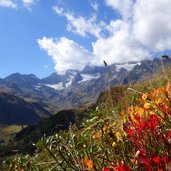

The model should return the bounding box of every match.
[0,0,171,78]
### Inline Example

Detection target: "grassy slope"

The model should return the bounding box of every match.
[1,64,171,170]
[0,124,26,141]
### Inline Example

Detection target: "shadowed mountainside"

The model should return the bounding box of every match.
[0,91,52,125]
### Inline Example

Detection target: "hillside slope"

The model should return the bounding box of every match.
[1,58,171,111]
[0,91,52,125]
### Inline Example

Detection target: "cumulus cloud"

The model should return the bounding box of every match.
[0,0,38,9]
[53,6,104,38]
[22,0,38,10]
[93,0,171,64]
[37,37,95,73]
[92,20,150,66]
[105,0,134,20]
[0,0,17,8]
[39,0,171,73]
[133,0,171,51]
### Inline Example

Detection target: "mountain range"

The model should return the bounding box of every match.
[0,57,171,125]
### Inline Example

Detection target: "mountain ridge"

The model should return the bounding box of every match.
[0,57,171,111]
[0,91,52,125]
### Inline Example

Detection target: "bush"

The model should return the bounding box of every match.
[2,83,171,170]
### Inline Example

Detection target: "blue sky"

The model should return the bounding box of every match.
[0,0,171,78]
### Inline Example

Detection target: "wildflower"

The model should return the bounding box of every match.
[135,106,144,115]
[142,94,148,101]
[119,111,126,123]
[115,132,122,141]
[112,141,116,147]
[83,157,94,169]
[144,102,151,109]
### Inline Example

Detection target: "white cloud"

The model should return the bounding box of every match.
[53,6,104,38]
[90,1,99,11]
[92,0,171,64]
[133,0,171,51]
[22,0,38,10]
[105,0,134,20]
[92,20,151,66]
[0,0,38,9]
[0,0,17,8]
[37,37,95,73]
[39,0,171,73]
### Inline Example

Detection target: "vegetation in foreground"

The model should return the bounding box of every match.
[0,124,25,140]
[1,68,171,171]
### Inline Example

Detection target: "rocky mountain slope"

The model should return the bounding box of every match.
[0,57,171,112]
[0,91,51,125]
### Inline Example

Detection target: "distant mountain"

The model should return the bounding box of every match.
[4,73,40,89]
[41,72,63,84]
[123,58,171,84]
[0,78,4,84]
[81,65,106,75]
[0,91,52,125]
[71,72,82,86]
[0,57,171,111]
[42,69,78,90]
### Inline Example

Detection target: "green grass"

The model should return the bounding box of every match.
[0,125,26,140]
[1,64,171,170]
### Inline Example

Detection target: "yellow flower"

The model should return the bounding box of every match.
[142,94,147,101]
[155,98,162,105]
[111,122,116,126]
[130,112,137,123]
[112,141,116,147]
[115,132,122,141]
[144,102,151,109]
[119,111,126,123]
[135,106,144,115]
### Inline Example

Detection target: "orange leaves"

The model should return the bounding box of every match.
[92,131,102,139]
[135,106,144,115]
[154,97,163,105]
[84,82,171,171]
[83,157,94,170]
[141,93,151,110]
[119,110,126,123]
[156,88,166,96]
[166,82,170,92]
[144,102,151,109]
[115,132,122,142]
[142,93,148,101]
